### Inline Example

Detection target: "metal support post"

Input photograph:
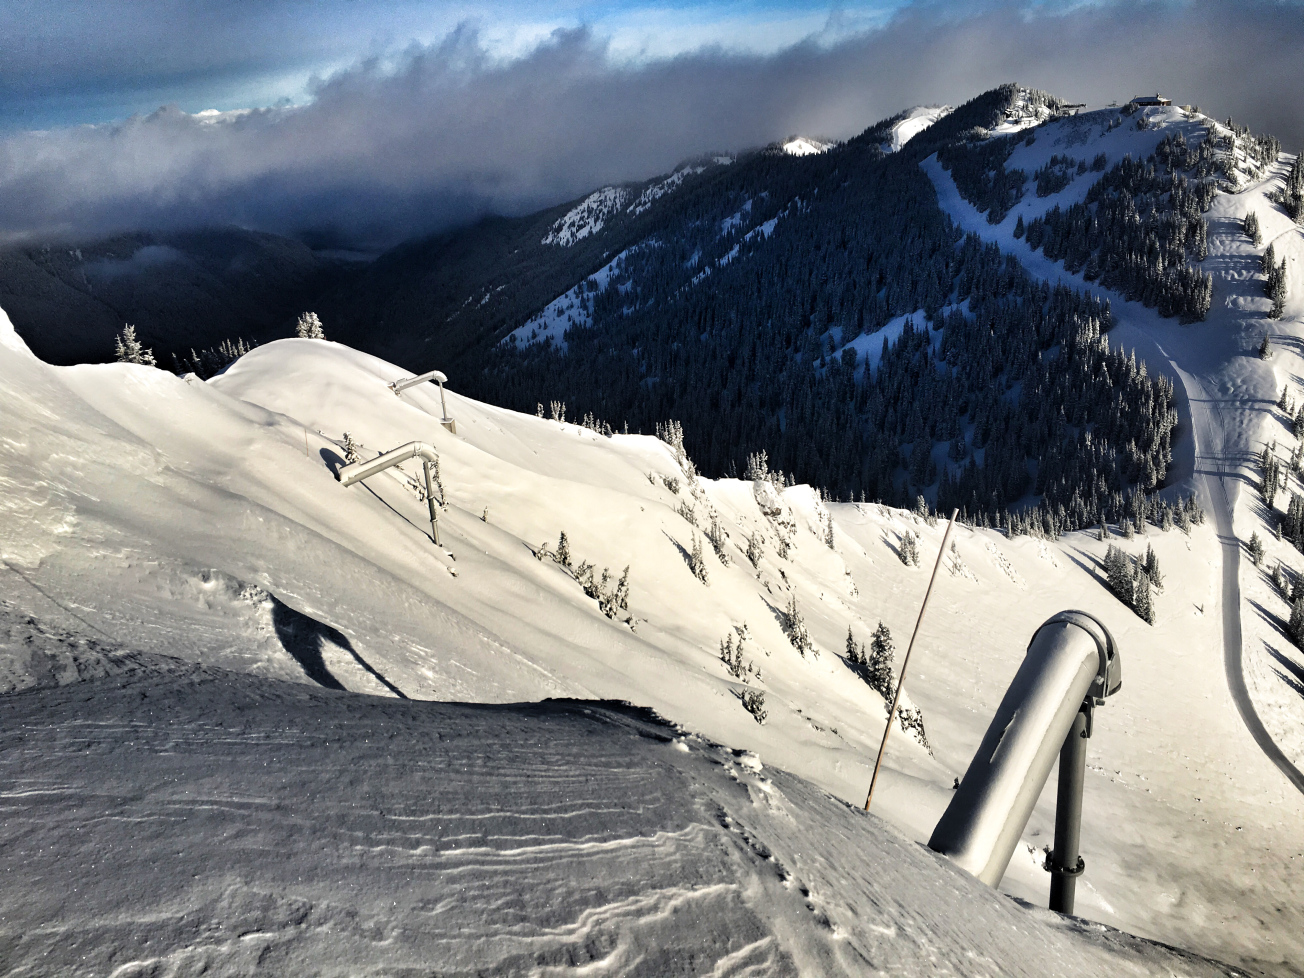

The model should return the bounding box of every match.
[423,460,441,547]
[1048,702,1090,914]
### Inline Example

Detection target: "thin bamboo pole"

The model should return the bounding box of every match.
[864,508,959,812]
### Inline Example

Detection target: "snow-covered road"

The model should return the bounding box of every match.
[921,152,1304,795]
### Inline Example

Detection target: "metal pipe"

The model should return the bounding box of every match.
[423,459,441,547]
[927,611,1119,889]
[1049,706,1088,914]
[436,378,449,423]
[389,369,448,395]
[336,441,443,546]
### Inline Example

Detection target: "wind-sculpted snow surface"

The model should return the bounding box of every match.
[1,306,1302,973]
[0,658,1253,977]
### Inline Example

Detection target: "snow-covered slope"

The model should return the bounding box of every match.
[2,302,1302,973]
[541,186,631,246]
[921,103,1304,783]
[0,655,1248,977]
[782,136,834,157]
[881,105,953,153]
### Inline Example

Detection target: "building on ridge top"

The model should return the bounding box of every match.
[1131,93,1172,107]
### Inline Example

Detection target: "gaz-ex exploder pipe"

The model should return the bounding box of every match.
[336,441,443,546]
[927,610,1120,914]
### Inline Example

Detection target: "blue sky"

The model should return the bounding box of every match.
[1,1,911,130]
[0,1,1300,248]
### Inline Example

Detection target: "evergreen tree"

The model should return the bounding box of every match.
[614,566,631,612]
[1143,544,1163,590]
[1249,531,1265,567]
[1273,562,1290,596]
[1260,333,1273,360]
[556,531,572,569]
[706,514,730,564]
[845,626,863,668]
[689,533,710,584]
[867,622,896,699]
[1133,563,1155,624]
[295,311,326,339]
[746,532,764,568]
[783,594,813,656]
[342,432,361,464]
[114,324,156,366]
[1290,597,1304,649]
[1104,544,1134,602]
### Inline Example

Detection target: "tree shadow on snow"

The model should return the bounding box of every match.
[270,596,407,699]
[320,446,345,477]
[1266,644,1304,702]
[661,530,693,571]
[1247,598,1292,649]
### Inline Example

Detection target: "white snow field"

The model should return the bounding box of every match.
[0,654,1245,978]
[1,297,1301,975]
[781,136,833,157]
[881,105,953,153]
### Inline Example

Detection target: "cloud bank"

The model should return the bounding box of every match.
[1,1,1300,251]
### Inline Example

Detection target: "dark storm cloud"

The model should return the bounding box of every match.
[1,0,1301,251]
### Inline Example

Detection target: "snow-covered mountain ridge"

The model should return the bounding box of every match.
[2,302,1301,974]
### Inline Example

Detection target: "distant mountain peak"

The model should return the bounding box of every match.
[781,136,834,157]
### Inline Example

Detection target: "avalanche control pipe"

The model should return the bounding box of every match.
[336,441,443,546]
[390,370,454,430]
[927,610,1121,915]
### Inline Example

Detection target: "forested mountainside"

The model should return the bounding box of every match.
[312,154,739,367]
[0,229,350,364]
[449,84,1207,532]
[5,85,1263,532]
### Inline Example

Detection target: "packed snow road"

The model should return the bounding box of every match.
[922,148,1304,795]
[1170,357,1304,794]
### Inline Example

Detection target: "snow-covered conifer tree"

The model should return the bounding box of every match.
[844,631,865,672]
[342,432,361,464]
[615,566,631,612]
[295,312,326,339]
[1131,563,1154,624]
[114,324,156,366]
[1249,531,1265,567]
[867,622,896,700]
[706,515,730,564]
[1104,544,1133,602]
[689,533,709,584]
[782,594,812,656]
[1143,544,1163,590]
[1290,598,1304,649]
[556,531,572,569]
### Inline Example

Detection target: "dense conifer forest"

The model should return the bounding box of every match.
[459,86,1193,534]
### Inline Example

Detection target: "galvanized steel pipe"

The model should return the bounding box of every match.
[928,611,1119,889]
[336,441,443,546]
